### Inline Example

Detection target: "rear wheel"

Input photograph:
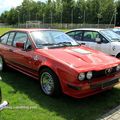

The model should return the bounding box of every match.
[0,56,3,71]
[39,68,61,96]
[0,56,7,72]
[0,88,2,103]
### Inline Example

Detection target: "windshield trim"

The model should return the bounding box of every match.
[30,30,79,49]
[99,30,120,42]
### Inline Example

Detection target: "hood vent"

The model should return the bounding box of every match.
[72,48,92,54]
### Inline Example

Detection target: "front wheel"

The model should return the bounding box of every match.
[39,68,61,96]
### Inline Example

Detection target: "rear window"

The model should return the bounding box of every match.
[0,33,9,44]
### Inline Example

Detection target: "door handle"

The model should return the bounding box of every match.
[9,49,13,52]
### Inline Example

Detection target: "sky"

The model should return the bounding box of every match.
[0,0,46,15]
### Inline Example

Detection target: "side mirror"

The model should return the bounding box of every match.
[95,38,101,43]
[16,42,25,49]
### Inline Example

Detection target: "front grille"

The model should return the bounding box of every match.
[92,66,117,79]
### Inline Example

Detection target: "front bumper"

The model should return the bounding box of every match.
[63,71,120,98]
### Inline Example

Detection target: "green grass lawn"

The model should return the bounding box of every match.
[0,28,68,35]
[0,28,120,120]
[0,28,14,35]
[1,71,120,120]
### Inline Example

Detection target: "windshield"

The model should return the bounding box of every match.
[31,30,79,48]
[112,28,120,35]
[100,30,120,41]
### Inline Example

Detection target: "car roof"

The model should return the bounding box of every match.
[66,28,104,32]
[8,28,60,33]
[112,28,120,31]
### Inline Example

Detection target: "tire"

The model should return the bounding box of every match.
[39,68,61,97]
[117,55,120,59]
[0,56,4,71]
[0,56,7,72]
[0,88,2,103]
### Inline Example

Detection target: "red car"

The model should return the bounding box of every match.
[0,29,120,98]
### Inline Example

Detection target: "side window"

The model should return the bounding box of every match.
[13,32,28,47]
[83,31,99,42]
[67,31,75,39]
[0,33,9,44]
[25,40,32,50]
[7,32,15,45]
[74,31,83,41]
[99,35,109,43]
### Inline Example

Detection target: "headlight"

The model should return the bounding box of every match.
[78,73,85,81]
[116,65,120,71]
[86,71,93,79]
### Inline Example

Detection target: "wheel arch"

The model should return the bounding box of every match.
[39,65,60,81]
[116,53,120,58]
[39,65,62,96]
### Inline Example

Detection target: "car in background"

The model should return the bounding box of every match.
[66,28,120,58]
[111,27,120,35]
[0,29,120,98]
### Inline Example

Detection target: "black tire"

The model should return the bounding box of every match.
[0,88,2,103]
[0,56,7,72]
[39,68,61,97]
[117,54,120,59]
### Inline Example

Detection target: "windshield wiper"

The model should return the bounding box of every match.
[37,43,56,46]
[56,42,72,46]
[37,42,78,48]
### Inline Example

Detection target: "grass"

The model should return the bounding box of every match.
[1,71,120,120]
[0,28,68,35]
[0,28,14,35]
[0,28,120,120]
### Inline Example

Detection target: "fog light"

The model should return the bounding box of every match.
[78,73,85,81]
[86,71,93,79]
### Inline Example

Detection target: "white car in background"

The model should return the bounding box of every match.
[112,27,120,35]
[66,28,120,58]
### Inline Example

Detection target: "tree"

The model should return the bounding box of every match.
[116,0,120,26]
[0,0,116,25]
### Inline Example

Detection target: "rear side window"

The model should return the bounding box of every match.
[67,31,75,38]
[7,32,15,45]
[74,31,83,41]
[83,31,99,42]
[0,33,9,44]
[67,31,83,41]
[13,32,28,47]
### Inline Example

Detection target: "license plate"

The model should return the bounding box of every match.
[91,79,119,90]
[102,79,119,89]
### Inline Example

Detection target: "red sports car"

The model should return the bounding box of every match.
[0,29,120,98]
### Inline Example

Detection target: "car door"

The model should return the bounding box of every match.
[82,31,97,49]
[0,32,16,64]
[83,31,111,54]
[95,33,111,55]
[9,31,39,77]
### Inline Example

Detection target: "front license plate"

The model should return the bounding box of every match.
[102,79,119,89]
[91,79,119,90]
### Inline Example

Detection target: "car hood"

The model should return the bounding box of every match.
[37,46,120,71]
